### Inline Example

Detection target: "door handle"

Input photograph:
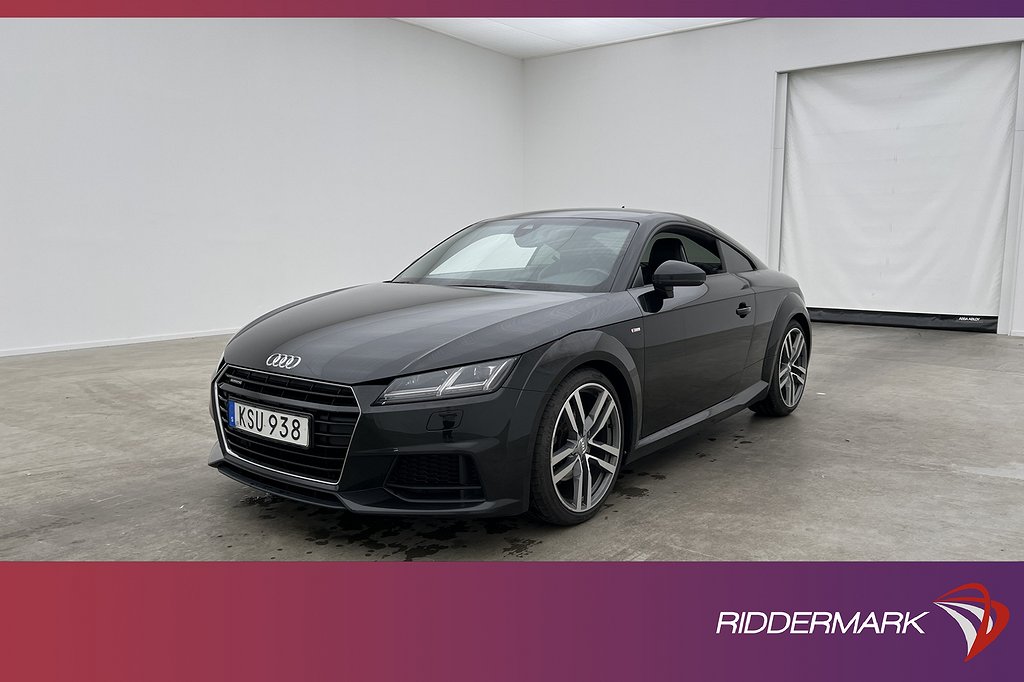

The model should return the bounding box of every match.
[736,303,752,318]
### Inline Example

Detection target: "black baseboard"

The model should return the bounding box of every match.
[808,308,997,333]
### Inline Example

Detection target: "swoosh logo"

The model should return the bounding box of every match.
[934,583,1010,661]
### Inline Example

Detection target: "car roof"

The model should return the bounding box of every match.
[480,208,765,270]
[492,208,691,225]
[487,208,731,240]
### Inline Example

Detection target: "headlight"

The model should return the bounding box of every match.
[376,358,516,405]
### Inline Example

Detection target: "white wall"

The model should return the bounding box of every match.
[0,19,524,355]
[524,19,1024,335]
[9,19,1024,353]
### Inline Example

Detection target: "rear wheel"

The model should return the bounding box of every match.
[529,369,624,525]
[750,320,808,417]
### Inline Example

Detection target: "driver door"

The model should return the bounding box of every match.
[630,227,755,438]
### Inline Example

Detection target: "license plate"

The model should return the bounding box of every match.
[227,400,311,448]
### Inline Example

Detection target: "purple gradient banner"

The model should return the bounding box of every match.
[3,0,1024,16]
[2,562,1018,680]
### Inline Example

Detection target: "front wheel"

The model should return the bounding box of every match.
[529,369,624,525]
[750,320,809,417]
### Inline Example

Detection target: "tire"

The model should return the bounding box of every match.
[529,368,625,525]
[749,319,809,417]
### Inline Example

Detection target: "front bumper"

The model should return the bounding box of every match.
[209,369,545,517]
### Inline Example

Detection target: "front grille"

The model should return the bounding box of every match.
[216,366,359,483]
[386,454,484,503]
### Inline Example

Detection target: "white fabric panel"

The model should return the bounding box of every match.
[780,44,1019,316]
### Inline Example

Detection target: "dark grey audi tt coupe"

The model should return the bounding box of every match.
[209,209,810,524]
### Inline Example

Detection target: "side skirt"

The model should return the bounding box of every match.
[627,381,769,462]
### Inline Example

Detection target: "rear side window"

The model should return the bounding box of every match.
[680,233,723,275]
[720,241,756,273]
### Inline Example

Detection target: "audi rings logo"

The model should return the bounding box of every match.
[266,353,302,370]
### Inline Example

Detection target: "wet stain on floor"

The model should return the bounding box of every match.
[502,537,540,558]
[616,486,650,499]
[234,493,546,561]
[402,544,450,560]
[229,456,685,560]
[240,494,276,507]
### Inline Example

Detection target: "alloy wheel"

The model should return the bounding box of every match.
[778,327,808,408]
[549,383,622,513]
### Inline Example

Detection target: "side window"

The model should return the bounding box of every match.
[720,241,756,273]
[679,232,723,275]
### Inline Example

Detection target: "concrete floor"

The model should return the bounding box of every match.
[1,323,1022,561]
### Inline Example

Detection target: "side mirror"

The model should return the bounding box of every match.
[652,260,706,297]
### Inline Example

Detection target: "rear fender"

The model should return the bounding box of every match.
[760,292,811,383]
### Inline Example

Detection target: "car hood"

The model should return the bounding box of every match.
[224,282,640,384]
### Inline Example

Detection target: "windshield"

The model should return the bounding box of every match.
[393,218,638,292]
